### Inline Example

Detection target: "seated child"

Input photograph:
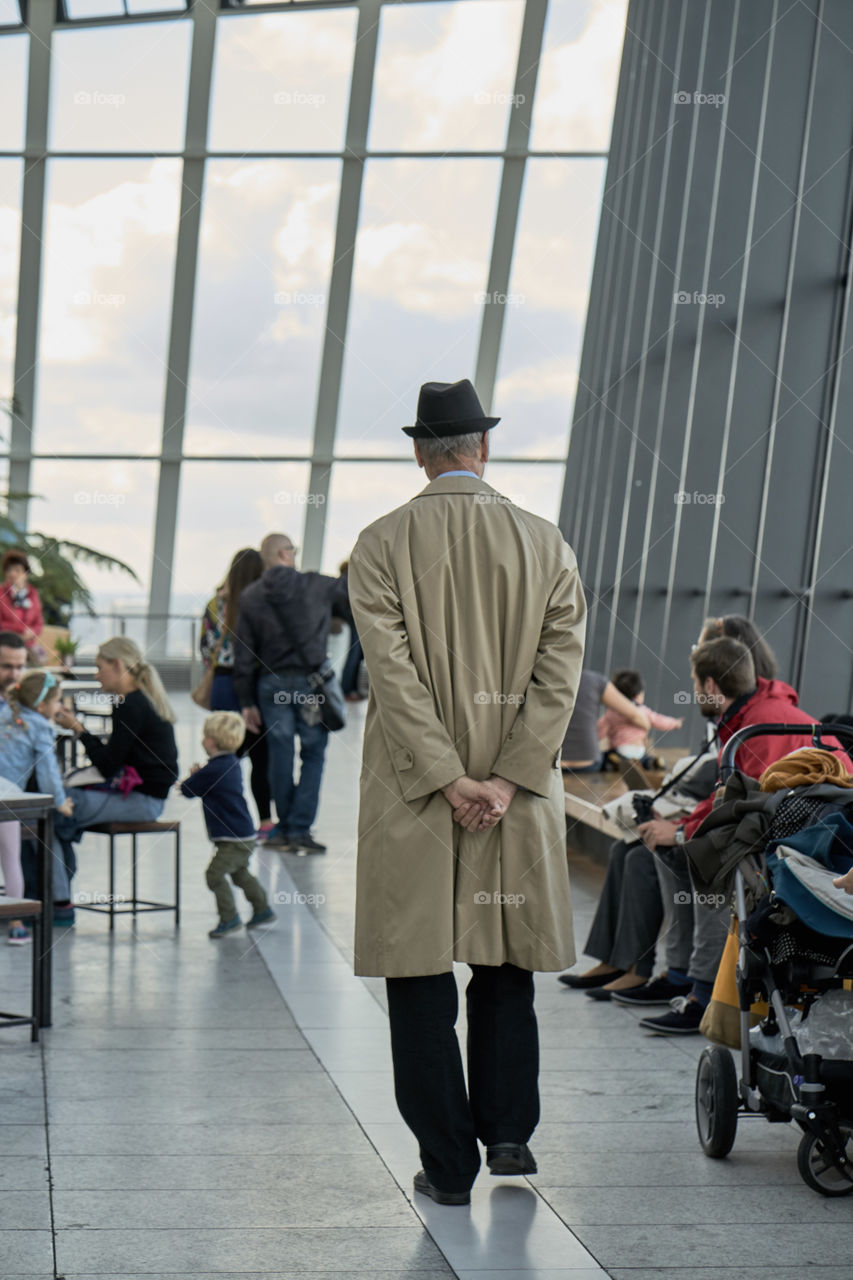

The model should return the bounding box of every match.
[597,669,683,769]
[0,671,73,943]
[178,711,275,938]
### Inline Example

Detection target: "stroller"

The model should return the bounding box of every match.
[694,722,853,1196]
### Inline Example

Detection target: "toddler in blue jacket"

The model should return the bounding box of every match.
[179,711,275,938]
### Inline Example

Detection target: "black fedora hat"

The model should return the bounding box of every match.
[402,379,500,439]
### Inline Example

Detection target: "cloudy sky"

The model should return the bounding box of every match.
[0,0,625,630]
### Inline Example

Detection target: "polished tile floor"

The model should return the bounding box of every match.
[1,694,852,1279]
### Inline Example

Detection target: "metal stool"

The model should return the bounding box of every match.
[78,822,181,930]
[0,897,43,1041]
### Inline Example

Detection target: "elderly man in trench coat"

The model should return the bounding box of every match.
[348,379,587,1206]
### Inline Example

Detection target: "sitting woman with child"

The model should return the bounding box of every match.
[0,670,73,944]
[598,669,683,770]
[52,637,178,926]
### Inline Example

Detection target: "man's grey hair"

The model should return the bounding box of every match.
[417,431,484,467]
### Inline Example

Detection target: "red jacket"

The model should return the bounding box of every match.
[682,678,853,839]
[0,581,43,640]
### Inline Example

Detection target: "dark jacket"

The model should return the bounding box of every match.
[682,679,853,839]
[232,565,350,708]
[685,774,853,897]
[180,753,255,841]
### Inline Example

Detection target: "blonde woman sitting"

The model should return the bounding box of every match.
[53,637,179,926]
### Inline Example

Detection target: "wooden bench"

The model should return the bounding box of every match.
[563,749,686,864]
[78,821,181,930]
[0,898,44,1041]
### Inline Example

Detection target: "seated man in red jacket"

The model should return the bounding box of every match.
[632,636,853,1034]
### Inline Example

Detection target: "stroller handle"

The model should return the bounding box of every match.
[719,721,853,782]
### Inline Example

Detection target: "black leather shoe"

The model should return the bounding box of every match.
[413,1169,471,1205]
[486,1143,537,1175]
[558,968,624,989]
[584,986,612,1001]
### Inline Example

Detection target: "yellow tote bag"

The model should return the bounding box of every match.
[699,920,768,1049]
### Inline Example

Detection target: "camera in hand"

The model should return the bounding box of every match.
[632,792,656,825]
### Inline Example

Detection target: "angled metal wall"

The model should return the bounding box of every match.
[560,0,853,729]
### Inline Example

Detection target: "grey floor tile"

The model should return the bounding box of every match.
[55,1274,453,1280]
[533,1120,799,1154]
[42,1047,313,1073]
[53,1181,414,1230]
[578,1222,853,1269]
[55,1227,448,1274]
[40,1027,304,1049]
[536,1182,849,1225]
[50,1151,393,1190]
[0,1230,54,1273]
[0,1127,47,1158]
[527,1148,803,1188]
[608,1272,853,1280]
[0,1191,51,1230]
[0,1158,49,1192]
[47,1122,374,1157]
[47,1077,350,1126]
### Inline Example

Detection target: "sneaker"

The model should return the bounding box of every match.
[256,820,276,838]
[246,907,277,929]
[261,827,294,850]
[639,995,705,1035]
[7,925,31,946]
[53,906,75,927]
[289,832,326,854]
[610,974,691,1006]
[208,915,243,938]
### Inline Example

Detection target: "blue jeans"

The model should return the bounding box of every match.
[257,671,328,836]
[52,787,165,902]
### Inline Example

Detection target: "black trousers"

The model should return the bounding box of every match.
[385,963,539,1194]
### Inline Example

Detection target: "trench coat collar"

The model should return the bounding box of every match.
[414,473,502,500]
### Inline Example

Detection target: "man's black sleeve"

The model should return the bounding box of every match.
[232,601,259,708]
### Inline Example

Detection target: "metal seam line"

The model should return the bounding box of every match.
[702,0,778,614]
[747,0,821,640]
[8,0,52,531]
[473,0,548,414]
[565,1,639,580]
[578,3,647,634]
[588,0,655,648]
[603,0,672,672]
[659,0,736,658]
[146,0,218,653]
[301,0,381,572]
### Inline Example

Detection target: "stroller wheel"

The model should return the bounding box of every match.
[797,1126,853,1197]
[695,1046,738,1158]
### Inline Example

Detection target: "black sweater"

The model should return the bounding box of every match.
[79,690,179,799]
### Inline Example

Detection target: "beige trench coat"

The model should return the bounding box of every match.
[348,473,586,978]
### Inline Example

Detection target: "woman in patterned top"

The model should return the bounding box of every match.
[200,549,272,834]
